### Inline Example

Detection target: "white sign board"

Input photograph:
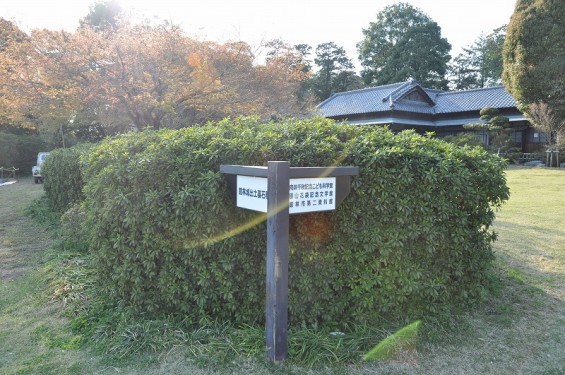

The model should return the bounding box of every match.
[237,176,268,212]
[237,175,336,214]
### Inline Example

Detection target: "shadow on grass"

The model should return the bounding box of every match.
[495,219,565,241]
[417,266,565,375]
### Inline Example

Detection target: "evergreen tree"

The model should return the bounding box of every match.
[503,0,565,120]
[79,0,123,32]
[357,3,451,89]
[463,107,514,156]
[310,42,362,101]
[450,26,505,90]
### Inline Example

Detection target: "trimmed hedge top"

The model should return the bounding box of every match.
[77,117,508,325]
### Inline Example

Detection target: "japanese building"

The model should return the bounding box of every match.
[317,79,545,152]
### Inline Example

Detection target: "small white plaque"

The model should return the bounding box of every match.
[288,177,336,214]
[237,176,268,212]
[236,176,336,214]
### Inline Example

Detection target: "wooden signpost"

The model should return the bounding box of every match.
[220,161,358,363]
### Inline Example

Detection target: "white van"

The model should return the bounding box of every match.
[32,152,50,183]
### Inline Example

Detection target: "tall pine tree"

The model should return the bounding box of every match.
[450,26,505,90]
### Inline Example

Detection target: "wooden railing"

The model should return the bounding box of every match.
[0,166,19,179]
[518,153,540,162]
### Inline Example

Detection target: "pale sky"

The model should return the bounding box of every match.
[1,0,517,70]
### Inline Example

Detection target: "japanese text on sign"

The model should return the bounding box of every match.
[236,176,336,214]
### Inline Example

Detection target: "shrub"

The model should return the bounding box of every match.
[82,117,509,325]
[42,144,93,213]
[442,132,486,149]
[60,204,90,252]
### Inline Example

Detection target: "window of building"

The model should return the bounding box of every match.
[510,130,523,144]
[527,130,549,143]
[472,130,488,144]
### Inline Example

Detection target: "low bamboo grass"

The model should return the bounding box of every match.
[363,320,421,361]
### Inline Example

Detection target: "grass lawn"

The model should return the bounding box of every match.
[417,167,565,375]
[494,167,565,300]
[0,179,89,374]
[0,167,563,374]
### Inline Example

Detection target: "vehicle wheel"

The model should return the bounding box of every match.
[34,177,39,184]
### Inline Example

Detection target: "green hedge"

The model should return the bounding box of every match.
[42,144,93,213]
[81,117,509,325]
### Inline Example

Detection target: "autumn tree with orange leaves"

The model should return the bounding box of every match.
[0,19,41,133]
[0,16,310,141]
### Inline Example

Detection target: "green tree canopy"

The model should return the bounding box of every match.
[463,107,514,156]
[503,0,565,120]
[310,42,363,102]
[450,26,506,90]
[79,0,123,31]
[357,3,451,89]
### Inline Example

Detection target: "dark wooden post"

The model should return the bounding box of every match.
[219,162,358,364]
[265,161,290,363]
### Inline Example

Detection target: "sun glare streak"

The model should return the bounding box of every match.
[180,212,267,250]
[187,143,356,249]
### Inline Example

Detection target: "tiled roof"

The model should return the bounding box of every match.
[434,86,518,113]
[317,82,406,117]
[389,80,424,102]
[317,81,518,118]
[391,101,436,114]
